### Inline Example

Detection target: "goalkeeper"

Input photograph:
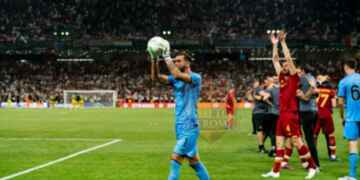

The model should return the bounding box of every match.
[148,38,210,180]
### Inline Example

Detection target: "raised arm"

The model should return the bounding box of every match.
[149,55,170,84]
[164,58,192,83]
[279,31,297,75]
[156,61,172,84]
[161,41,192,83]
[271,34,282,75]
[151,59,156,81]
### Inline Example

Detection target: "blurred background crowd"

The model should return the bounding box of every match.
[0,49,358,104]
[0,0,358,43]
[0,0,359,104]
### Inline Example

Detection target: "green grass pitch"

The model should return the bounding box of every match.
[0,108,356,179]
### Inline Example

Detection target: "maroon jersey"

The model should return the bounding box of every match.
[316,88,335,112]
[279,73,300,112]
[225,89,235,109]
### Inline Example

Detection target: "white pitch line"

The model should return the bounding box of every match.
[0,137,115,142]
[0,139,121,180]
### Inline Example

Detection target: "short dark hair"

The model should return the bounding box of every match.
[175,51,192,62]
[344,59,357,69]
[298,63,311,73]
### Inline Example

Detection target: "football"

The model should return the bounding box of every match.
[147,36,169,58]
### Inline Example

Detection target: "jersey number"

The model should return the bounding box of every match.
[317,94,329,108]
[351,85,360,101]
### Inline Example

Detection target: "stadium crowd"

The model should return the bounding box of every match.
[0,49,356,104]
[0,0,358,104]
[0,0,357,43]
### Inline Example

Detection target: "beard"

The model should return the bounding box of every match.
[179,66,186,72]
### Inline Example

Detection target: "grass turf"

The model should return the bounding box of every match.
[0,108,355,179]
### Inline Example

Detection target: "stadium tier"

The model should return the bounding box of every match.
[0,0,357,42]
[0,0,360,180]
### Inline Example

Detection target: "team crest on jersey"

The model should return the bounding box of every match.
[280,79,287,88]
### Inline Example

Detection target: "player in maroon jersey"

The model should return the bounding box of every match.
[314,75,337,161]
[225,85,237,129]
[262,31,317,179]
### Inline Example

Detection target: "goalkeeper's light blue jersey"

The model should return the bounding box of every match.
[338,72,360,122]
[168,72,201,131]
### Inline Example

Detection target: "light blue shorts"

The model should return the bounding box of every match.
[174,127,200,158]
[344,121,360,141]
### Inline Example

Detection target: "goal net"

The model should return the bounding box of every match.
[63,90,117,108]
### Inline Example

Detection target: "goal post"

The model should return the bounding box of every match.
[63,90,118,108]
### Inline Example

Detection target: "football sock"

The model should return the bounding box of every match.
[168,160,181,180]
[190,161,210,180]
[273,148,284,173]
[349,153,358,178]
[327,135,336,157]
[283,147,293,163]
[259,145,265,151]
[297,145,316,169]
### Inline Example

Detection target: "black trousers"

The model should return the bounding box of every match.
[267,114,278,148]
[253,113,267,132]
[300,111,320,167]
[263,114,278,148]
[254,113,278,148]
[251,113,257,134]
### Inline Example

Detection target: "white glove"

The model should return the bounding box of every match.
[160,39,171,61]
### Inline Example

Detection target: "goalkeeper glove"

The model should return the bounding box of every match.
[147,46,158,60]
[161,39,171,62]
